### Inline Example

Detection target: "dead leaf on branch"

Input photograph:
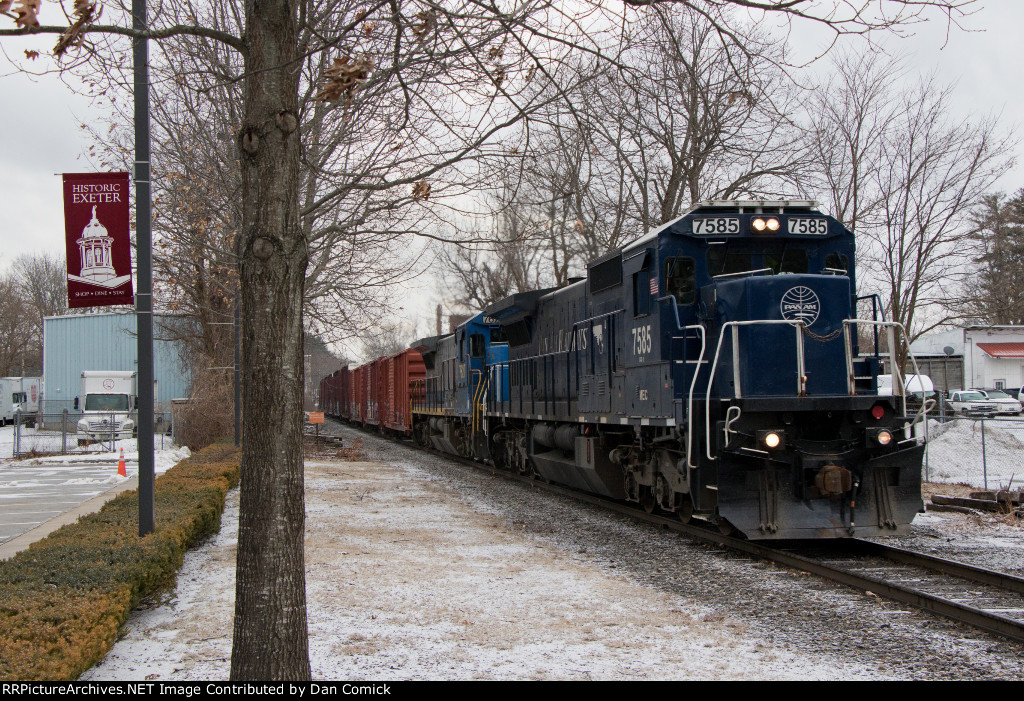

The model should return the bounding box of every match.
[411,180,431,200]
[54,0,100,57]
[412,9,436,41]
[726,90,752,106]
[13,0,41,28]
[24,49,39,60]
[316,55,373,104]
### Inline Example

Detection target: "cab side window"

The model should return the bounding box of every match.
[824,253,849,272]
[470,333,485,358]
[664,257,696,305]
[633,271,651,317]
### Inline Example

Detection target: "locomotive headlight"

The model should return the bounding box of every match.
[757,430,785,451]
[869,429,893,446]
[751,217,780,233]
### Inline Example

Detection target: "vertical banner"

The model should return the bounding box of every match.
[63,172,135,308]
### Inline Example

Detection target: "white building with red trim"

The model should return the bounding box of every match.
[962,326,1024,391]
[908,325,1024,393]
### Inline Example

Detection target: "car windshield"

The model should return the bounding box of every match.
[959,392,986,400]
[986,390,1012,399]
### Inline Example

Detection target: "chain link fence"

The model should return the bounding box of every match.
[923,415,1024,490]
[10,411,174,458]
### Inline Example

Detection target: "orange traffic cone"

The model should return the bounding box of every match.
[118,448,127,477]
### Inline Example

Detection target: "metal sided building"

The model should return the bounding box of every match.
[42,312,190,415]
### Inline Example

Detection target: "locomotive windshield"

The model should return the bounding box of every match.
[765,246,809,274]
[708,243,815,277]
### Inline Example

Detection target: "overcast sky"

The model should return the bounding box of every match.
[1,1,1021,279]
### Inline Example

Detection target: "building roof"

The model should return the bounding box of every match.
[977,342,1024,358]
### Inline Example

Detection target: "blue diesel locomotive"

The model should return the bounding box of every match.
[475,200,926,539]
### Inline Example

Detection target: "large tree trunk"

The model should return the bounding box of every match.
[230,0,311,681]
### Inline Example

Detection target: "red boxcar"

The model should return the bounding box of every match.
[380,349,426,435]
[318,366,351,419]
[365,358,382,428]
[351,363,367,425]
[341,350,425,436]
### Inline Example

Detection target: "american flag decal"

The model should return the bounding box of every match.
[649,277,658,296]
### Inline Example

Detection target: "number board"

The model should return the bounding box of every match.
[787,218,829,235]
[691,217,739,235]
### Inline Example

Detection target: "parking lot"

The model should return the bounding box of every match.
[0,424,190,556]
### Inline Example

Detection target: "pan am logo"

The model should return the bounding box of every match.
[780,286,820,326]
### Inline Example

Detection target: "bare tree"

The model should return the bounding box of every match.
[601,7,807,231]
[808,52,1016,351]
[0,272,34,375]
[440,199,552,311]
[804,51,900,236]
[1,0,985,680]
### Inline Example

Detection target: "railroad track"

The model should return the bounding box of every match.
[320,419,1024,646]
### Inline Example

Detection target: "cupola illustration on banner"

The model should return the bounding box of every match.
[67,206,132,289]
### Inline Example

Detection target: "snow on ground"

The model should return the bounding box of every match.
[82,455,891,681]
[0,422,179,462]
[0,424,188,470]
[924,418,1024,489]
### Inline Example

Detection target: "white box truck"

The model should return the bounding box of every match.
[0,378,14,426]
[75,371,138,444]
[4,376,41,427]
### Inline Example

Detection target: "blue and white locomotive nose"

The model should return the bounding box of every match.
[703,273,852,397]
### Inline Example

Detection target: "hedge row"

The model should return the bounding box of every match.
[0,442,241,681]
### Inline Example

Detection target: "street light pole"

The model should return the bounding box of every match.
[133,0,155,536]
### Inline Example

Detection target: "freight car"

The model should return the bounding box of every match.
[319,350,426,437]
[322,200,928,540]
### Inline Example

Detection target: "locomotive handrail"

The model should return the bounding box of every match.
[655,294,687,332]
[705,319,806,462]
[711,268,772,280]
[654,294,711,466]
[842,319,928,437]
[682,324,707,470]
[471,369,487,435]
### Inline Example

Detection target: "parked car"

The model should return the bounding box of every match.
[948,390,999,416]
[969,388,1023,415]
